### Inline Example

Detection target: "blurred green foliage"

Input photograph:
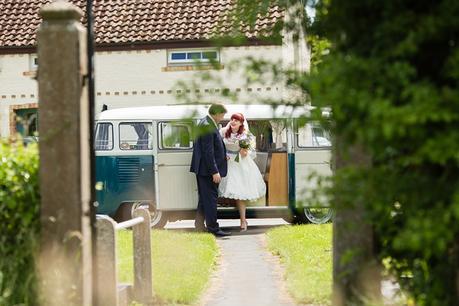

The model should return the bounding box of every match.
[308,0,459,304]
[0,140,40,305]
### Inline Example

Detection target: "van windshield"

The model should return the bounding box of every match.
[94,122,113,150]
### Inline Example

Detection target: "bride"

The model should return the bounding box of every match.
[218,113,266,231]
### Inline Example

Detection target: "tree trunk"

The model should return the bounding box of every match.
[332,138,381,305]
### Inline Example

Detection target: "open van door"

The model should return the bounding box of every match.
[155,121,198,223]
[294,121,333,223]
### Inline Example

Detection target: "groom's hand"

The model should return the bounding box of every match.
[212,173,222,184]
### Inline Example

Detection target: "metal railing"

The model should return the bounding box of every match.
[95,208,153,306]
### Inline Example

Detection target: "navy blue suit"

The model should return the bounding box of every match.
[190,116,227,232]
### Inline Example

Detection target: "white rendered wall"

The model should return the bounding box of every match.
[93,45,284,112]
[0,54,38,137]
[0,42,309,137]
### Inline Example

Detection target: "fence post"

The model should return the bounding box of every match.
[37,1,92,305]
[133,208,153,304]
[96,216,119,306]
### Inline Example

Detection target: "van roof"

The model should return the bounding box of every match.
[96,104,322,121]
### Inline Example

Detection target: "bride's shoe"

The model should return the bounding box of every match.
[240,221,248,232]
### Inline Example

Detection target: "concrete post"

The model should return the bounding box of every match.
[37,1,92,305]
[133,208,153,304]
[95,216,118,306]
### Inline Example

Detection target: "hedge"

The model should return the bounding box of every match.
[0,140,40,305]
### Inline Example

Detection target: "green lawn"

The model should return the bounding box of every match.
[117,230,218,305]
[266,224,332,305]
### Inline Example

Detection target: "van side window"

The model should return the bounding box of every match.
[94,123,113,150]
[297,123,331,148]
[160,122,192,150]
[119,122,153,150]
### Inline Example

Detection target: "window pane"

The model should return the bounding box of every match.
[202,51,217,59]
[297,123,331,148]
[270,120,288,151]
[161,122,192,149]
[95,123,113,150]
[15,109,38,137]
[119,122,153,150]
[171,52,186,60]
[187,52,201,60]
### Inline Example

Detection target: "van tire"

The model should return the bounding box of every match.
[132,201,168,229]
[282,212,296,224]
[299,207,333,224]
[150,209,167,229]
[113,202,135,223]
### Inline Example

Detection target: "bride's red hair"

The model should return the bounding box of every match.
[225,113,245,138]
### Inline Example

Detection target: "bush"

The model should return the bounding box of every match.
[309,1,459,304]
[0,140,40,305]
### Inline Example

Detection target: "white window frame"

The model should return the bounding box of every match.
[167,49,220,65]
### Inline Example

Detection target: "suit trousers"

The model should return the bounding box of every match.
[195,175,220,233]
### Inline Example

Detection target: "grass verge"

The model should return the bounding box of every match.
[117,230,218,305]
[266,224,332,305]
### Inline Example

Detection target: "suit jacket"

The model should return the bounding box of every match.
[190,116,228,177]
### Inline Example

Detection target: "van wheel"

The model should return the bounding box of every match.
[300,207,333,224]
[132,202,168,229]
[113,202,135,223]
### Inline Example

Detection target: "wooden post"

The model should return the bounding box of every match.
[95,216,119,306]
[133,208,153,304]
[37,1,92,305]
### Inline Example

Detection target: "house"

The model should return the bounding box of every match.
[0,0,309,138]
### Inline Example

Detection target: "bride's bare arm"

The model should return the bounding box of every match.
[248,132,257,159]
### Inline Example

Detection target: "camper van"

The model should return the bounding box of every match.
[94,104,332,228]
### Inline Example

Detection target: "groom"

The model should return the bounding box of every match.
[190,103,231,236]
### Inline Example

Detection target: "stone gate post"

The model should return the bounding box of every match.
[37,1,92,305]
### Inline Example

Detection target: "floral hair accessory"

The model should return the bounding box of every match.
[231,113,244,123]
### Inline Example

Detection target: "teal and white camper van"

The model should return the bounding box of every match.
[94,104,332,228]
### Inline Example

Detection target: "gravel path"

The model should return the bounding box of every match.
[200,226,295,306]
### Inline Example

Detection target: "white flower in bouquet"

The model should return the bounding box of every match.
[234,135,252,162]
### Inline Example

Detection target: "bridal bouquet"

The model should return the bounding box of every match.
[234,138,251,162]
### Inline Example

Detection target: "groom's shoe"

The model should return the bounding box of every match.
[212,229,232,237]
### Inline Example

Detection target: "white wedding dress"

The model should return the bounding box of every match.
[218,130,266,202]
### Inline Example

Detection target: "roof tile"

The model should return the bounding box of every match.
[0,0,282,49]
